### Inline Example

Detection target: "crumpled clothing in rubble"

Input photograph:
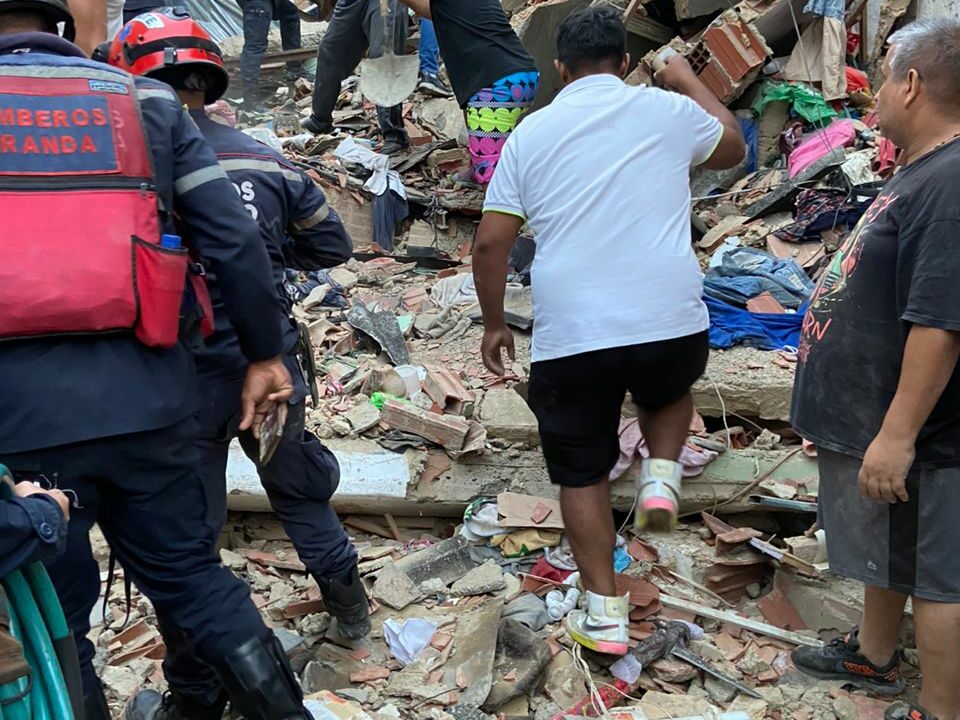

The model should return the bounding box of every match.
[430,273,479,310]
[461,498,513,542]
[788,119,856,178]
[704,247,814,309]
[490,529,563,558]
[284,269,347,307]
[754,81,838,125]
[609,418,719,481]
[705,295,805,350]
[775,188,871,243]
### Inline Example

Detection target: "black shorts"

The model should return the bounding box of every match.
[528,332,709,488]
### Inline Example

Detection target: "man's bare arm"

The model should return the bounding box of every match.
[656,56,744,170]
[859,325,960,502]
[396,0,432,19]
[473,211,524,375]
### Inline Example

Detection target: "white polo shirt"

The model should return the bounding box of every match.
[484,74,722,363]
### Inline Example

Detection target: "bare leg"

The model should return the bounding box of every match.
[858,584,907,665]
[560,481,616,596]
[70,0,107,56]
[637,392,693,461]
[914,597,960,719]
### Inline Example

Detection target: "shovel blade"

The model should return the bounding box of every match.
[359,54,420,107]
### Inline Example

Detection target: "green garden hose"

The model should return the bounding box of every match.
[0,465,79,720]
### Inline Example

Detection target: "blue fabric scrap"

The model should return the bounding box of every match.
[706,295,805,350]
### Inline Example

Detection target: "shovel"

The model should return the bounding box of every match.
[359,0,419,107]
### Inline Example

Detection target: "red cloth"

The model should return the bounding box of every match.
[875,137,898,175]
[529,556,573,583]
[845,66,870,94]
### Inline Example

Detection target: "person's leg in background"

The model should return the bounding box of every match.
[305,0,368,134]
[416,18,451,97]
[914,597,960,719]
[97,421,308,719]
[465,71,539,184]
[238,0,273,112]
[364,0,409,153]
[70,0,107,55]
[630,332,709,532]
[527,349,630,656]
[274,0,307,83]
[237,355,368,639]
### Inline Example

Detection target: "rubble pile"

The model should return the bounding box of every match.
[88,0,923,715]
[89,505,919,720]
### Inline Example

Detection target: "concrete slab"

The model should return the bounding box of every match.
[479,389,540,447]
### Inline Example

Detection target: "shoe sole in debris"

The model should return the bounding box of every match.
[635,497,677,533]
[564,613,628,656]
[792,664,906,696]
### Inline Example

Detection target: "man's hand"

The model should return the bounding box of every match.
[240,358,294,438]
[655,54,698,93]
[858,432,915,503]
[481,325,516,376]
[14,482,71,521]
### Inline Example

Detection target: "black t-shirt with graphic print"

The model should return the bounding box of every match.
[792,138,960,466]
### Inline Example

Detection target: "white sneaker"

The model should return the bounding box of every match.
[635,458,682,532]
[564,590,630,656]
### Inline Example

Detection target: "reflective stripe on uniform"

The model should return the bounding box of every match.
[136,87,178,102]
[218,157,302,184]
[291,203,331,231]
[174,164,227,195]
[0,65,129,82]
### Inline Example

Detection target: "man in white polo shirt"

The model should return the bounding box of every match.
[473,5,745,655]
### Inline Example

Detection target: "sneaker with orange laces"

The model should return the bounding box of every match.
[791,627,904,695]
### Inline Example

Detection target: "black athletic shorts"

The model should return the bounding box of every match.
[527,332,709,488]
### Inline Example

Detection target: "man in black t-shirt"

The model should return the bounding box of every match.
[395,0,539,183]
[790,19,960,720]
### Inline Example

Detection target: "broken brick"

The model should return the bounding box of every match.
[349,665,392,683]
[615,574,660,608]
[423,363,475,417]
[757,588,807,631]
[530,502,553,524]
[627,538,659,562]
[380,399,470,451]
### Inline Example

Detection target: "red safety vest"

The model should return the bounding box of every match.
[0,63,189,348]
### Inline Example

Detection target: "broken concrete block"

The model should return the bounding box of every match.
[784,536,821,563]
[372,565,421,611]
[543,652,587,709]
[632,691,717,719]
[729,695,769,720]
[450,560,506,597]
[444,599,504,707]
[482,619,552,711]
[303,660,352,694]
[479,389,539,447]
[220,547,246,571]
[344,400,381,434]
[649,657,699,683]
[394,535,476,586]
[420,578,449,596]
[100,665,141,699]
[330,267,359,290]
[381,399,470,451]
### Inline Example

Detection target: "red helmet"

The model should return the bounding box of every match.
[106,7,229,104]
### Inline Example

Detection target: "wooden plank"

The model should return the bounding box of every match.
[383,513,402,541]
[659,595,823,647]
[343,516,395,539]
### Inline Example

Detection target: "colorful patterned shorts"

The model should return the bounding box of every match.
[466,70,540,184]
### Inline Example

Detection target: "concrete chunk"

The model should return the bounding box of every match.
[450,560,507,597]
[479,389,540,447]
[372,565,421,610]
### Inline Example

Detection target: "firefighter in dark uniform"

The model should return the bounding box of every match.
[0,1,312,719]
[99,10,370,719]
